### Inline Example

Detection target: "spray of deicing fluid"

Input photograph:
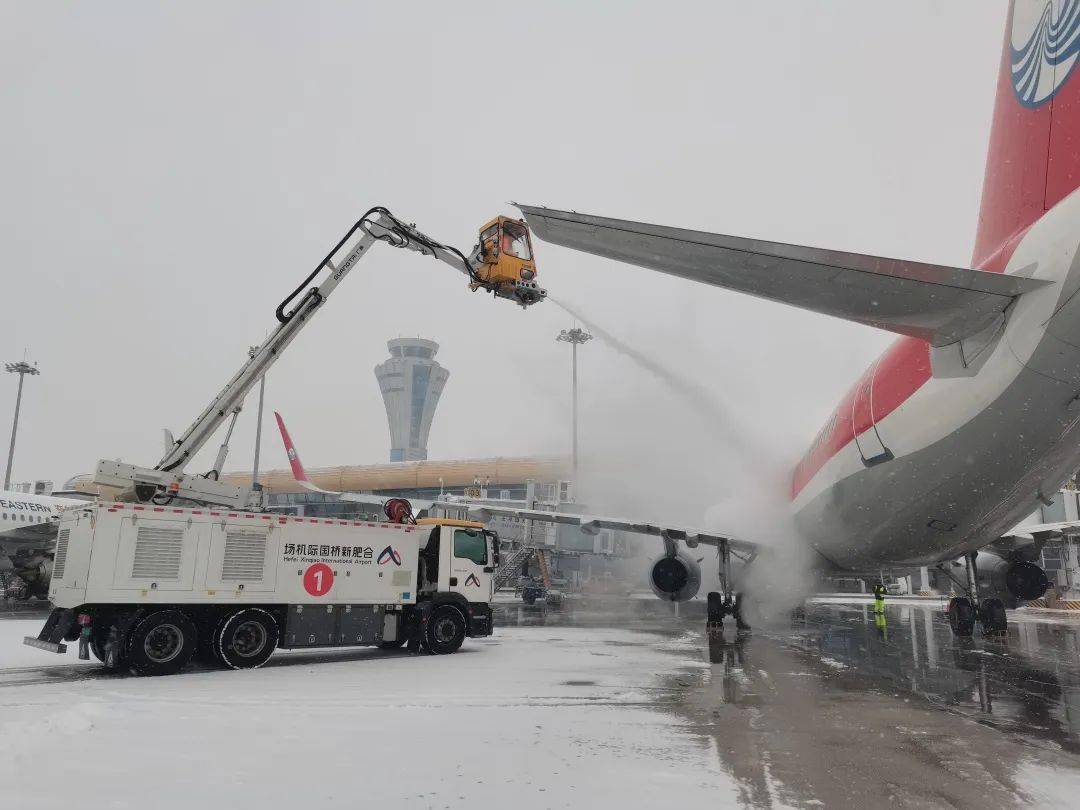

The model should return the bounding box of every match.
[550,297,809,613]
[550,296,773,476]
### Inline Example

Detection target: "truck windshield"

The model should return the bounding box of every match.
[453,528,487,566]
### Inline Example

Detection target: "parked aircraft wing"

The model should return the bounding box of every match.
[516,205,1053,347]
[451,501,758,554]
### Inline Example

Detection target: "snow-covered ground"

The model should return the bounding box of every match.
[0,620,737,809]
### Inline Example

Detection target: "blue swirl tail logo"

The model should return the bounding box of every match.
[1011,0,1080,107]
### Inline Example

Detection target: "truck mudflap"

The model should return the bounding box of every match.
[467,602,493,637]
[23,608,76,654]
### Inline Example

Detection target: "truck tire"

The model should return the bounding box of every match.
[217,608,278,670]
[89,624,110,663]
[425,605,466,655]
[127,610,198,676]
[195,615,225,666]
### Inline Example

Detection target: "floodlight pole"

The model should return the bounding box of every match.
[556,328,593,482]
[4,361,40,490]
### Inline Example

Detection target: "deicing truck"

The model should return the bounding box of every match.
[27,502,498,674]
[24,207,543,674]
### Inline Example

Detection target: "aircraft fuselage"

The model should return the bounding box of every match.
[793,189,1080,569]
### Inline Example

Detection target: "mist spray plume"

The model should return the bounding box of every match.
[549,296,814,615]
[550,296,774,480]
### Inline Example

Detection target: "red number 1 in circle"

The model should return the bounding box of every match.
[303,562,333,596]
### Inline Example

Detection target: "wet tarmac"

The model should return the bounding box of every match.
[5,598,1080,806]
[496,598,1080,807]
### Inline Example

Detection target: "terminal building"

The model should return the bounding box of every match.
[374,338,449,462]
[217,456,642,588]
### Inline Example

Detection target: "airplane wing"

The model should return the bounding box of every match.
[516,205,1053,347]
[450,501,758,555]
[276,413,752,552]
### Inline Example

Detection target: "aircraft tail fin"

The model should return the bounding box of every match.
[974,0,1080,269]
[274,411,317,488]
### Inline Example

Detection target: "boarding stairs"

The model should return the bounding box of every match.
[494,545,534,591]
[494,545,556,592]
[535,547,553,588]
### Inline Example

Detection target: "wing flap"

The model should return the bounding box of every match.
[517,205,1052,347]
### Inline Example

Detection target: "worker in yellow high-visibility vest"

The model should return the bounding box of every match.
[872,582,886,614]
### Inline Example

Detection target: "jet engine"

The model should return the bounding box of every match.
[649,551,702,602]
[976,551,1050,606]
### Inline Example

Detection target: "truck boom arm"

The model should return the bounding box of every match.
[94,208,542,508]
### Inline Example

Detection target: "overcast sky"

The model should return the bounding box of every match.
[1,2,1007,517]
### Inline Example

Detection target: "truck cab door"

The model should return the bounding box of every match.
[441,526,493,600]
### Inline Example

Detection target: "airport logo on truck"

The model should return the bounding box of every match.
[464,573,480,588]
[377,545,402,566]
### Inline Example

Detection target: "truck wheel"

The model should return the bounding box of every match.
[425,605,466,654]
[127,610,197,676]
[217,608,278,670]
[195,616,225,666]
[89,624,111,663]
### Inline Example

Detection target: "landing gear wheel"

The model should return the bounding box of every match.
[379,636,408,650]
[733,592,751,631]
[424,605,466,655]
[126,610,197,676]
[216,608,278,670]
[979,598,1008,635]
[948,597,976,637]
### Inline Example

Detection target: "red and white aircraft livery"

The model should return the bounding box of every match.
[505,1,1080,635]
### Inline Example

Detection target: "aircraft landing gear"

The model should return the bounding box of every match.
[706,540,753,635]
[938,552,1009,637]
[979,597,1008,634]
[947,596,976,637]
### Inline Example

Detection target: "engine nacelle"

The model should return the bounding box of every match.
[976,551,1050,605]
[649,552,701,602]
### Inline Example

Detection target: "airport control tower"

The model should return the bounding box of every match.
[374,338,449,462]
